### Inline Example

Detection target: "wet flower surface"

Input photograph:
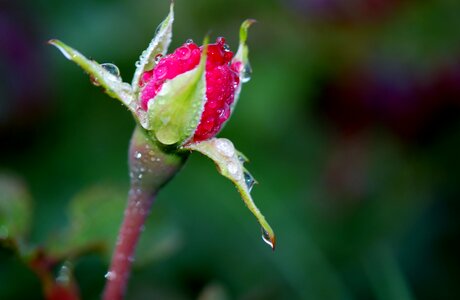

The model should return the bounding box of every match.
[139,37,241,142]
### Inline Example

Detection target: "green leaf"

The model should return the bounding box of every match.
[46,185,182,265]
[184,138,276,250]
[0,174,32,242]
[46,185,125,258]
[131,2,175,95]
[147,41,208,145]
[49,39,135,113]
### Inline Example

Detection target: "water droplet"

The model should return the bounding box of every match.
[244,171,255,192]
[186,38,194,45]
[154,54,163,64]
[135,60,141,68]
[237,154,248,163]
[261,228,275,250]
[177,46,191,60]
[227,162,240,179]
[215,139,235,157]
[216,37,226,45]
[241,62,252,83]
[56,261,72,284]
[101,63,120,78]
[138,173,143,179]
[223,43,230,51]
[135,152,142,159]
[105,271,117,280]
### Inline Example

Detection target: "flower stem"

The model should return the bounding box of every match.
[102,127,187,300]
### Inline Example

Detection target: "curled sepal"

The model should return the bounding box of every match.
[231,19,255,109]
[184,138,276,250]
[147,40,208,146]
[49,39,135,113]
[131,2,174,94]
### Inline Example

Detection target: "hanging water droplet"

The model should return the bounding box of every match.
[154,54,163,64]
[186,38,194,45]
[261,227,275,250]
[101,63,121,78]
[105,271,117,280]
[241,62,252,83]
[244,171,256,192]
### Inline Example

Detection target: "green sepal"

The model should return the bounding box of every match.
[49,39,135,113]
[131,2,175,95]
[231,19,255,110]
[184,138,276,250]
[147,39,208,146]
[234,19,255,63]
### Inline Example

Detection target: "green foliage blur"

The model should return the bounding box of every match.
[1,0,460,299]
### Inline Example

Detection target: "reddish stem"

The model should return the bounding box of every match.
[102,127,187,300]
[102,187,155,300]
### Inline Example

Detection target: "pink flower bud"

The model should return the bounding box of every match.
[139,37,241,142]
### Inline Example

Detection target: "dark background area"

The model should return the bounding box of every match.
[1,0,460,299]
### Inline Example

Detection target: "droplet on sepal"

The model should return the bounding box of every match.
[243,171,255,192]
[261,227,275,250]
[215,139,235,157]
[241,62,252,83]
[101,63,121,78]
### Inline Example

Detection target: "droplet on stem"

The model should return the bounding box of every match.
[105,271,117,280]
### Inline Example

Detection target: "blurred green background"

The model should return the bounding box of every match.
[1,0,460,299]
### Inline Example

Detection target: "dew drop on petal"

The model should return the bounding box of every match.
[186,38,194,45]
